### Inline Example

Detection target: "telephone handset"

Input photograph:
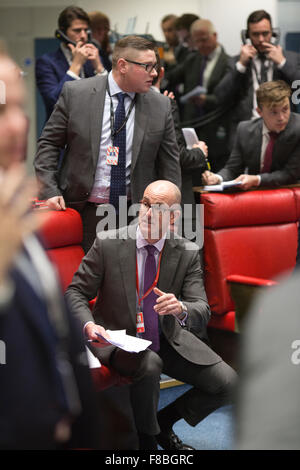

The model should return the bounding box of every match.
[241,27,281,47]
[55,29,97,47]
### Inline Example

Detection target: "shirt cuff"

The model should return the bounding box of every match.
[236,61,247,73]
[277,58,286,69]
[257,175,261,185]
[66,70,81,80]
[83,320,95,336]
[216,174,223,183]
[96,69,108,76]
[0,278,15,311]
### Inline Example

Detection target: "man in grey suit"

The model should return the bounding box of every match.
[65,180,237,450]
[215,9,300,148]
[203,80,300,190]
[34,35,180,252]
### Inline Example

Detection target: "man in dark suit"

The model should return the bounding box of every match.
[164,19,229,122]
[215,9,300,148]
[203,80,300,190]
[0,51,100,449]
[36,6,107,120]
[65,179,237,450]
[35,35,181,253]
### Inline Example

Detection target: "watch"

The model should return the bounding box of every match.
[178,301,188,321]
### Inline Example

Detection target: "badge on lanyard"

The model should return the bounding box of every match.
[106,145,119,165]
[136,312,145,333]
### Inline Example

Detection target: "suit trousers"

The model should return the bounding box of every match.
[110,334,237,435]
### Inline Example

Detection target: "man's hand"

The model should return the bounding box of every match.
[201,170,221,185]
[263,43,285,65]
[190,94,206,108]
[85,323,111,348]
[234,174,260,190]
[0,163,45,284]
[46,196,66,211]
[153,287,182,317]
[192,141,208,157]
[84,43,105,73]
[239,43,257,66]
[68,41,90,74]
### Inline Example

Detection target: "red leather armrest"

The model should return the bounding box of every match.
[226,274,278,287]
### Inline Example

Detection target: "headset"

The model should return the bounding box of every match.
[55,29,97,47]
[241,27,280,46]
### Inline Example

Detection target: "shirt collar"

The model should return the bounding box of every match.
[108,71,136,100]
[136,225,165,252]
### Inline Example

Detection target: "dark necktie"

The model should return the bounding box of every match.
[109,92,127,210]
[262,131,278,173]
[199,56,208,86]
[259,55,268,84]
[142,245,160,352]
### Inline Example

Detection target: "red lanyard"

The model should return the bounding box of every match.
[136,248,163,308]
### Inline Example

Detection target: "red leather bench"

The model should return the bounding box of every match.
[200,187,300,332]
[38,207,127,391]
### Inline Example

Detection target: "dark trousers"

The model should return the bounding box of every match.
[110,334,237,435]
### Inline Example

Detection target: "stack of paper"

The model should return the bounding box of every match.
[96,330,152,353]
[202,181,242,192]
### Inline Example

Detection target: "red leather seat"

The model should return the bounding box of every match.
[200,188,300,331]
[38,207,127,391]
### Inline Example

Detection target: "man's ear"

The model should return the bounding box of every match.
[118,58,127,74]
[256,106,263,118]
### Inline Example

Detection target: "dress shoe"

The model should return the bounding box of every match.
[156,430,195,450]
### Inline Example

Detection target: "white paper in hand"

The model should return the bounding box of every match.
[96,330,152,353]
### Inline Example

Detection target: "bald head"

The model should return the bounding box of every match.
[0,53,27,169]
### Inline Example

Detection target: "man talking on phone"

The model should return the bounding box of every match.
[215,9,300,148]
[36,5,107,121]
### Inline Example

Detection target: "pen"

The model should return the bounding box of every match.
[86,339,99,343]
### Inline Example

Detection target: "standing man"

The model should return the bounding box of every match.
[88,11,112,72]
[203,80,300,190]
[35,35,180,253]
[0,50,100,450]
[165,19,229,121]
[65,180,236,450]
[36,6,107,121]
[216,9,300,147]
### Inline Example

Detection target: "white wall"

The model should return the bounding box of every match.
[0,0,286,169]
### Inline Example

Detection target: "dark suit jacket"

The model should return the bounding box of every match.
[35,48,97,120]
[65,224,221,367]
[0,239,99,449]
[34,75,181,208]
[219,112,300,186]
[165,46,229,122]
[215,49,300,126]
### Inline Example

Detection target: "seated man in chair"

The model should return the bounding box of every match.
[65,180,237,450]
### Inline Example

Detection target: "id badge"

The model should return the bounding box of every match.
[106,145,119,165]
[136,312,145,333]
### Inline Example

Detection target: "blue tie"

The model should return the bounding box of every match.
[109,92,127,210]
[142,245,160,352]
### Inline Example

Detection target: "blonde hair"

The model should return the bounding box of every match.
[256,80,291,109]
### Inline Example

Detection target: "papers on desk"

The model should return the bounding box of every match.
[180,85,207,104]
[202,181,243,192]
[182,128,199,149]
[96,330,152,353]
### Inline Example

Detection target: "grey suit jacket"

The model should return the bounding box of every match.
[65,224,221,367]
[34,75,181,207]
[219,112,300,186]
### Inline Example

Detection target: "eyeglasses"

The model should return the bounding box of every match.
[125,59,158,73]
[140,200,172,214]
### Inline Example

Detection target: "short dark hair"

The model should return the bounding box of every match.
[247,10,272,29]
[112,35,155,68]
[175,13,200,31]
[58,5,90,33]
[161,14,177,25]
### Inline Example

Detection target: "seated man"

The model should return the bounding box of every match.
[203,80,300,190]
[65,179,237,451]
[36,5,107,120]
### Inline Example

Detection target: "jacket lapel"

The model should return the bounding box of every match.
[119,226,138,326]
[158,238,182,293]
[89,77,107,167]
[131,93,148,173]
